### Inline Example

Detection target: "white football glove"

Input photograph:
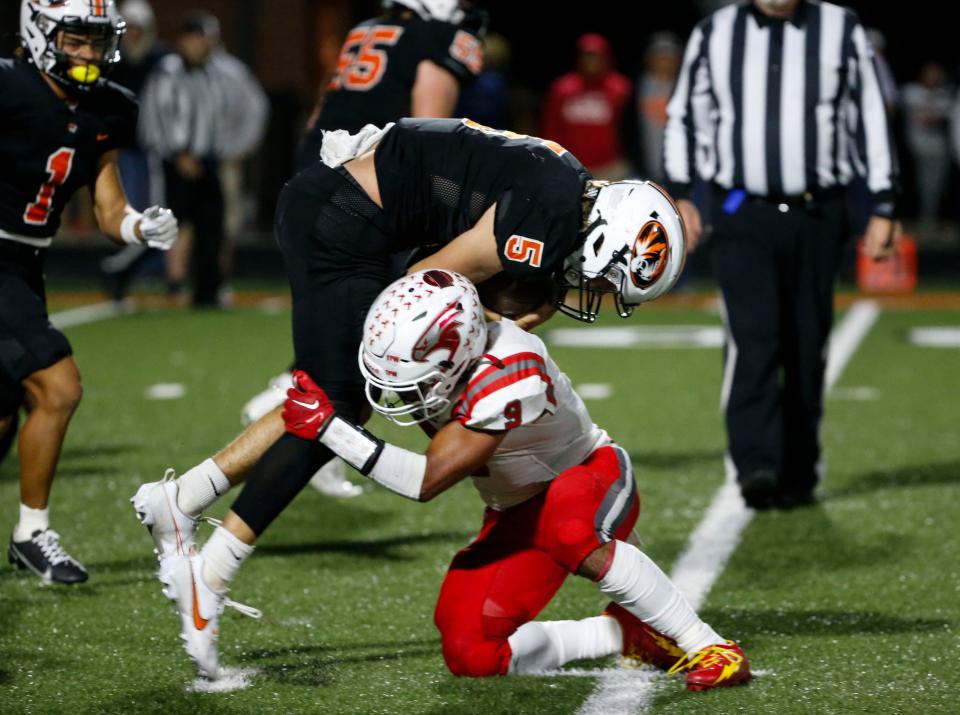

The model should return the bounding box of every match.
[138,206,179,250]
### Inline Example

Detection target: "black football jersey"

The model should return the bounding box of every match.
[0,59,138,241]
[313,17,482,135]
[373,118,592,279]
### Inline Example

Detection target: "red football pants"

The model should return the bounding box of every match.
[433,445,639,677]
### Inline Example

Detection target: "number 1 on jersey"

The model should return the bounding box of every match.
[24,147,76,226]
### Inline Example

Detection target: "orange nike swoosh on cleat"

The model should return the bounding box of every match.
[191,572,210,630]
[96,133,110,141]
[160,484,185,554]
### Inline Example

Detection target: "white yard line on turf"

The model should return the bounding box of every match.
[576,300,880,715]
[908,326,960,348]
[548,325,724,349]
[823,301,881,391]
[49,301,126,330]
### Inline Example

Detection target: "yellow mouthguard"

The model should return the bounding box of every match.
[68,64,101,84]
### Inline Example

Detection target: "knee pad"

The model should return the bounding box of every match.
[542,517,600,573]
[441,633,509,678]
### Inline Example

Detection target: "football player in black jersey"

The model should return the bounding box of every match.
[294,0,486,172]
[243,0,486,497]
[132,117,688,678]
[2,0,178,585]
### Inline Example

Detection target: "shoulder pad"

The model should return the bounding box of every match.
[453,349,557,430]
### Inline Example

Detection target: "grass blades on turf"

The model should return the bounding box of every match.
[0,302,957,714]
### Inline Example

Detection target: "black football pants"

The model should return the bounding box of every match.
[231,162,390,536]
[710,193,848,496]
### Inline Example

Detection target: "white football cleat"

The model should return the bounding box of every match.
[160,552,261,680]
[309,458,363,498]
[240,372,293,426]
[131,469,198,559]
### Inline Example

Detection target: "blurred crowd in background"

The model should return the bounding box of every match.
[1,0,957,300]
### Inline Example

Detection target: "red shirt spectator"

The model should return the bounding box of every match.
[542,33,632,178]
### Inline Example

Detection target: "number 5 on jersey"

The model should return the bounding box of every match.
[504,236,544,268]
[24,147,75,226]
[329,25,403,91]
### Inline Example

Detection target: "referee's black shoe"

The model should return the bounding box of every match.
[777,489,817,510]
[739,470,779,510]
[8,529,88,585]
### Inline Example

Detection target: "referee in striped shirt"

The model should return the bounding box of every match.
[663,0,901,509]
[139,12,267,307]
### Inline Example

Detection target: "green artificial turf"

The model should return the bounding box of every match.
[1,302,957,714]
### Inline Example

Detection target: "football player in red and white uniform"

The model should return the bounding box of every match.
[155,269,750,691]
[130,120,690,681]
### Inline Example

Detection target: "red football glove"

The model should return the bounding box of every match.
[282,369,335,440]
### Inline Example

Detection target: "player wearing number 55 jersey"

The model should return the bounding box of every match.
[295,0,485,171]
[2,0,178,585]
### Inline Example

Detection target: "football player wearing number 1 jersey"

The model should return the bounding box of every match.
[2,0,178,585]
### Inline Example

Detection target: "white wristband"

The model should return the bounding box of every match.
[367,443,426,501]
[120,206,143,245]
[319,416,382,472]
[318,417,425,501]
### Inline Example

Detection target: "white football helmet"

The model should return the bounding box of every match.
[359,270,487,426]
[20,0,125,90]
[559,180,686,322]
[384,0,464,23]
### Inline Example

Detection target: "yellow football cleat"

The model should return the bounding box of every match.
[668,640,752,691]
[602,602,686,670]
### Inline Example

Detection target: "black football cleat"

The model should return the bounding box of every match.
[8,529,88,585]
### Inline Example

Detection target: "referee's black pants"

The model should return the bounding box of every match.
[163,159,225,307]
[710,192,848,497]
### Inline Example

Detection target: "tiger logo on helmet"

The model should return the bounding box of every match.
[629,220,669,289]
[559,180,686,322]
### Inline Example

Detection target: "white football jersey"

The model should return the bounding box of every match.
[428,320,611,510]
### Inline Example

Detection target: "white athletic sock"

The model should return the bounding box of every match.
[200,525,253,593]
[507,616,621,674]
[14,504,49,542]
[597,541,722,654]
[175,458,230,517]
